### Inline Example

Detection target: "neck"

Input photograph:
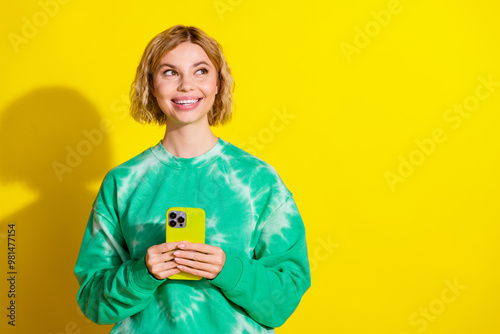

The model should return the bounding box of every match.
[161,120,218,158]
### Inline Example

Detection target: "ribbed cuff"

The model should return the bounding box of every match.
[208,252,244,292]
[130,256,166,293]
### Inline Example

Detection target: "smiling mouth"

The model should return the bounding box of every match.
[172,98,202,105]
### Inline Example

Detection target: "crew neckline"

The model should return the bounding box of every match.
[150,137,228,169]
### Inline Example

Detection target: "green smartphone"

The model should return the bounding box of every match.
[166,207,206,280]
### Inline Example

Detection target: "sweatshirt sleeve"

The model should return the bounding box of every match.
[208,193,311,328]
[74,177,165,325]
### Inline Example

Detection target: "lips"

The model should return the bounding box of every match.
[170,96,203,111]
[171,97,203,105]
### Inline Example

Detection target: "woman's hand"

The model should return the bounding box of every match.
[145,241,186,280]
[173,242,226,280]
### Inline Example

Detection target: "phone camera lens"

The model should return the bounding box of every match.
[169,212,177,219]
[168,220,176,227]
[178,216,185,223]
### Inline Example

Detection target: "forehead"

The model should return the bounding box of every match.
[160,42,213,65]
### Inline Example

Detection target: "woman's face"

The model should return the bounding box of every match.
[152,42,219,127]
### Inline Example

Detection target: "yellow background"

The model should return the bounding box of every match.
[1,0,499,333]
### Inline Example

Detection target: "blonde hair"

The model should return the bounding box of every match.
[130,25,235,126]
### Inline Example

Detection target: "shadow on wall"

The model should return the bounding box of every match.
[0,87,114,333]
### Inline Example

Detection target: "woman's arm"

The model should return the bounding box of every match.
[74,208,165,325]
[207,194,311,328]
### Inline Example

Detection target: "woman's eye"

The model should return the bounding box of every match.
[163,70,176,76]
[196,68,208,75]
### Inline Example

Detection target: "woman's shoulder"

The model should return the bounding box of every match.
[221,141,291,192]
[222,141,280,173]
[100,145,158,184]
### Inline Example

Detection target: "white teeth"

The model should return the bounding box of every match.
[174,99,201,105]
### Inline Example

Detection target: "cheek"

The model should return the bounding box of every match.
[154,82,174,98]
[203,78,219,96]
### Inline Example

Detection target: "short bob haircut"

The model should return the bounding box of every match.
[130,25,235,126]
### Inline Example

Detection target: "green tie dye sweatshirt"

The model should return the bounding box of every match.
[74,137,311,334]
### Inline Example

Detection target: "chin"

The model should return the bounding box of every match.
[168,114,209,126]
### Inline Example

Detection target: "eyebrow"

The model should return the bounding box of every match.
[158,61,211,69]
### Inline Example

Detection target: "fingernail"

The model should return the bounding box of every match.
[179,244,185,248]
[173,251,180,255]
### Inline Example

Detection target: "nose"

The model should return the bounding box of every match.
[178,74,194,91]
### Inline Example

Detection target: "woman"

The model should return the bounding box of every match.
[74,24,311,333]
